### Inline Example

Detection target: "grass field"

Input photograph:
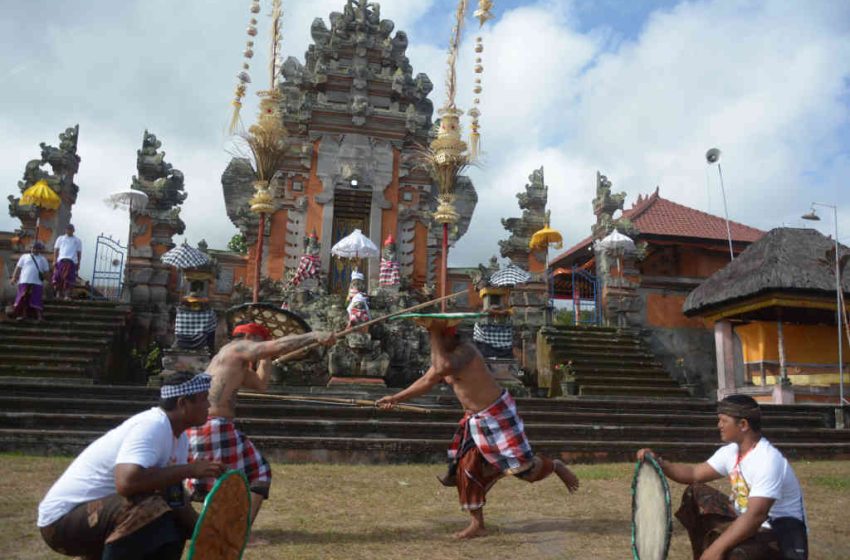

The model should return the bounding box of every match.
[2,454,848,559]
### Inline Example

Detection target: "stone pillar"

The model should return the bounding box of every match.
[715,320,737,399]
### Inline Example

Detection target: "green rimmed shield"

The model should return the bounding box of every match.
[631,455,672,560]
[187,470,251,560]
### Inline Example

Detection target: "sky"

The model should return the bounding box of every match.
[1,0,849,276]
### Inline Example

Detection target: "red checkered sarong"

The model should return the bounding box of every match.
[287,254,320,288]
[447,390,534,474]
[186,417,271,498]
[379,259,400,287]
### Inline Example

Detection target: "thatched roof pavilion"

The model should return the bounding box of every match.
[683,228,850,323]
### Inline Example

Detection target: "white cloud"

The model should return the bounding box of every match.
[2,0,849,276]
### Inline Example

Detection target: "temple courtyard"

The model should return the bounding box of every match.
[2,454,848,559]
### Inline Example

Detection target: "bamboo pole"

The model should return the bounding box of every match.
[240,391,432,414]
[271,290,467,365]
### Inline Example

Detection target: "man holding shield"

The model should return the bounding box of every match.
[637,395,808,560]
[377,319,580,539]
[186,322,335,529]
[37,371,224,560]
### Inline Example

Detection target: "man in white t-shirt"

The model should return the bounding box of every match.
[637,395,808,560]
[11,241,50,321]
[52,223,82,300]
[37,371,226,560]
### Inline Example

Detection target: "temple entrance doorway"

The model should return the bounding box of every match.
[329,188,372,293]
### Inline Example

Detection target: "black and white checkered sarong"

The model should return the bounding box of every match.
[473,323,514,349]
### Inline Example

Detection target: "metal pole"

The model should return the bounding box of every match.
[716,163,735,261]
[833,205,844,406]
[441,223,448,312]
[253,212,266,303]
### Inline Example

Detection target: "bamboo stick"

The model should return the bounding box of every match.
[240,391,432,414]
[271,290,467,365]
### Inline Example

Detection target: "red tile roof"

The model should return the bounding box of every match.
[551,189,765,266]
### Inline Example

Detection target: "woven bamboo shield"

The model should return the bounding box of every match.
[226,303,312,339]
[631,455,672,560]
[187,470,251,560]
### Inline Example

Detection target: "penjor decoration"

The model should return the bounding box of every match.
[422,0,495,310]
[231,0,289,303]
[470,0,493,159]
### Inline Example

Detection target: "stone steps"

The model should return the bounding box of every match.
[0,383,846,463]
[579,385,692,397]
[0,301,129,382]
[0,396,829,428]
[541,325,691,399]
[6,412,848,444]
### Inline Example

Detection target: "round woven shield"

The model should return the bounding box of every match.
[391,312,488,329]
[631,455,672,560]
[187,470,251,560]
[226,303,312,339]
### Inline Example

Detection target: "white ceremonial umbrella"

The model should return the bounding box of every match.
[105,190,149,254]
[594,230,636,272]
[331,229,378,282]
[331,229,379,260]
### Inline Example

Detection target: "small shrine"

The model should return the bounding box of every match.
[685,227,850,403]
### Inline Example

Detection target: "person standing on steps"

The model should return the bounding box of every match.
[11,241,50,322]
[52,223,82,301]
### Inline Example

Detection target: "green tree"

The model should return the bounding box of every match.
[228,233,248,254]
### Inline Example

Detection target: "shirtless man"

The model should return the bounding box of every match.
[377,320,579,539]
[186,322,334,528]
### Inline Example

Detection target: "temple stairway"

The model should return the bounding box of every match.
[539,325,691,398]
[1,382,848,464]
[0,300,130,384]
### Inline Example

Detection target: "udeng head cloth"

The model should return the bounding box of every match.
[160,373,211,400]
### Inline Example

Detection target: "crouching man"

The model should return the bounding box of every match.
[637,395,808,560]
[36,372,225,560]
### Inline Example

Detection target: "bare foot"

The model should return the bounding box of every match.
[554,460,580,493]
[453,525,488,539]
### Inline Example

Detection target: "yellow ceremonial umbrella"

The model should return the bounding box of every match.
[19,180,61,242]
[530,224,563,250]
[530,224,565,310]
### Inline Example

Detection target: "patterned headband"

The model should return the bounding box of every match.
[717,400,761,420]
[160,373,211,400]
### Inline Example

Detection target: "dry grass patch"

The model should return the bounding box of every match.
[1,455,848,559]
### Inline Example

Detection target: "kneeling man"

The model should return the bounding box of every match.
[378,320,579,539]
[37,372,225,560]
[637,395,807,560]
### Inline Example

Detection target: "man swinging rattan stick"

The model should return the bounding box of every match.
[185,322,335,539]
[377,318,581,539]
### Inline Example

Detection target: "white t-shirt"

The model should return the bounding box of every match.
[54,234,82,264]
[16,254,49,285]
[37,407,188,527]
[707,438,806,528]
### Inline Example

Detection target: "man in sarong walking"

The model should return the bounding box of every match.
[377,320,580,539]
[186,322,335,530]
[11,241,50,322]
[52,223,82,300]
[637,395,808,560]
